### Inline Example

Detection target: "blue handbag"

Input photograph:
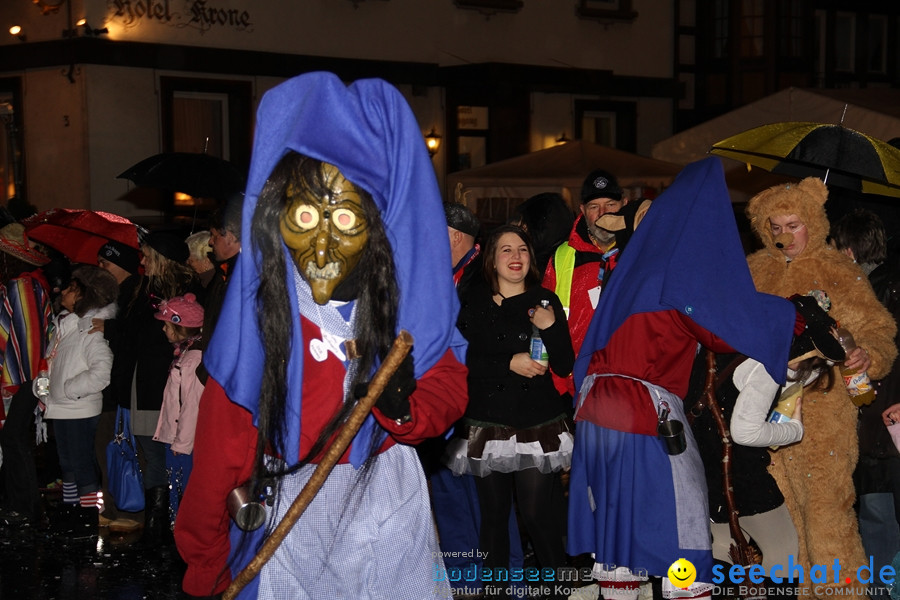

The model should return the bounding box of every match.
[106,407,145,512]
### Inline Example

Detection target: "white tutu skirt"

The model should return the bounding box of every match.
[444,416,573,477]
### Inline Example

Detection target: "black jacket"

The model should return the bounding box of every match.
[102,273,203,413]
[857,257,900,467]
[194,252,239,385]
[102,275,167,412]
[456,282,573,429]
[198,252,238,353]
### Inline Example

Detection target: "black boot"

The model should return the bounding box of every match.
[143,485,171,545]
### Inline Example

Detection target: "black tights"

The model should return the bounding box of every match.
[474,468,565,574]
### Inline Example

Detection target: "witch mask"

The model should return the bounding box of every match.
[280,161,369,304]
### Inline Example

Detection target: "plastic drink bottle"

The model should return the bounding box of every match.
[767,381,802,450]
[836,327,875,406]
[529,300,550,366]
[768,382,801,424]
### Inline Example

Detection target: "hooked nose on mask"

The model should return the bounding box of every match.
[774,232,794,249]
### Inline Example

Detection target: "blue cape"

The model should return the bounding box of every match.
[204,72,466,467]
[573,157,794,389]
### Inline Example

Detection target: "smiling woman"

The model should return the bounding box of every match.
[490,230,532,296]
[447,224,575,599]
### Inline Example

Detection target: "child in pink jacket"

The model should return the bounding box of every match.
[152,293,204,529]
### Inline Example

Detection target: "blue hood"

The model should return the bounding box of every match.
[574,157,794,389]
[204,72,466,466]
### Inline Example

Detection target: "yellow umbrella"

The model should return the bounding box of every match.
[710,121,900,198]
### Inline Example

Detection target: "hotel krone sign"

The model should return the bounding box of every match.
[110,0,253,33]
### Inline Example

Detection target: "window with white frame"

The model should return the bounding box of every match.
[172,91,230,158]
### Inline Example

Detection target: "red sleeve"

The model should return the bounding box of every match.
[174,379,256,597]
[372,348,468,445]
[541,255,557,293]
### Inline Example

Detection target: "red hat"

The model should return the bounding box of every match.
[0,223,49,267]
[154,293,204,328]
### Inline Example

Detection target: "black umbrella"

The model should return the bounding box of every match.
[710,121,900,198]
[117,152,246,202]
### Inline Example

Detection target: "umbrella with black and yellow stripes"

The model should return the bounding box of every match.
[710,121,900,198]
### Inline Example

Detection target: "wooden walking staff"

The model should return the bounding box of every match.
[223,330,415,600]
[701,350,763,568]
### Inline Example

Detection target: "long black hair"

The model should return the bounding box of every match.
[787,355,836,392]
[249,151,399,485]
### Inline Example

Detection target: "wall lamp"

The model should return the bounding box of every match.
[75,18,109,36]
[425,128,442,158]
[9,25,27,42]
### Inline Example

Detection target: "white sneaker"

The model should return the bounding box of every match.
[569,584,600,600]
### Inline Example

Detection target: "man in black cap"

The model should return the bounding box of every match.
[93,240,144,532]
[195,194,242,382]
[97,240,141,283]
[542,168,628,400]
[443,202,481,297]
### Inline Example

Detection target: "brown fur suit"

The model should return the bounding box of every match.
[746,177,897,599]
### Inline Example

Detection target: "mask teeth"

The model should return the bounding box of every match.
[305,261,339,280]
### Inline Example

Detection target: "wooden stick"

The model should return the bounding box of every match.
[223,330,414,600]
[702,350,762,568]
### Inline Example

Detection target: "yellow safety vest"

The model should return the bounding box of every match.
[553,243,576,317]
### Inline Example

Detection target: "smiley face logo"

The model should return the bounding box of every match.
[667,558,696,589]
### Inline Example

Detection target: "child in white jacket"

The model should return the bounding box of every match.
[40,265,119,514]
[152,293,204,529]
[713,292,846,572]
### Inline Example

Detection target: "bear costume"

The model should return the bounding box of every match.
[746,177,897,599]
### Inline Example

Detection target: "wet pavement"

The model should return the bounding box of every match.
[0,493,190,600]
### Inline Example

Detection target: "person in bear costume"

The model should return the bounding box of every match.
[746,177,897,599]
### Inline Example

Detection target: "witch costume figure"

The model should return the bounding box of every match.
[173,72,468,600]
[566,157,796,600]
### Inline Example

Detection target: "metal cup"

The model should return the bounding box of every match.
[227,485,267,531]
[658,417,687,456]
[656,401,686,456]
